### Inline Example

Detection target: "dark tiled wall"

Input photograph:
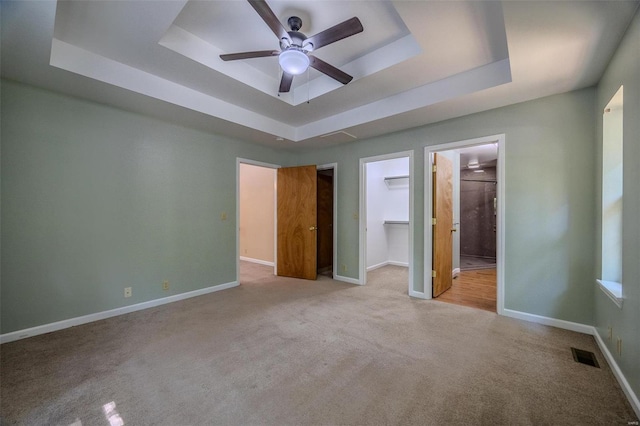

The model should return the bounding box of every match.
[460,167,497,258]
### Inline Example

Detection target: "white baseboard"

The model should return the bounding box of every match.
[366,261,388,271]
[409,290,427,299]
[452,268,460,278]
[239,256,274,267]
[334,274,362,285]
[367,261,408,271]
[501,309,594,334]
[0,281,239,344]
[592,327,640,418]
[502,309,639,416]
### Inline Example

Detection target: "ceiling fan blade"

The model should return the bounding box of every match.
[305,17,363,51]
[220,50,280,61]
[309,56,353,85]
[248,0,289,41]
[279,72,294,93]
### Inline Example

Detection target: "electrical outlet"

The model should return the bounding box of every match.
[221,212,227,221]
[124,287,132,298]
[341,264,347,272]
[352,213,358,220]
[162,280,169,291]
[608,326,613,341]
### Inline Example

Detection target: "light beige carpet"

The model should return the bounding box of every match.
[366,265,409,296]
[1,261,636,425]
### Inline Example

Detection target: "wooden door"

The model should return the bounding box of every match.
[432,153,454,297]
[316,170,334,274]
[277,165,317,280]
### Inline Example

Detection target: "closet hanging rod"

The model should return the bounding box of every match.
[460,179,497,183]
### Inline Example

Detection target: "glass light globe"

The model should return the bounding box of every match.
[278,49,309,75]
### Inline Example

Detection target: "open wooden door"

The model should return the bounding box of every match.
[277,165,317,280]
[432,153,454,297]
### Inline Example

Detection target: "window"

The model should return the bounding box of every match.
[598,86,623,308]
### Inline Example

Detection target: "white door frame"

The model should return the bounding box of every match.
[317,163,339,279]
[236,158,280,283]
[359,151,415,297]
[424,134,505,314]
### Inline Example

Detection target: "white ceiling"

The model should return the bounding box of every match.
[459,144,498,169]
[2,1,638,150]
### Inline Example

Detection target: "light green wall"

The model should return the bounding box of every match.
[0,80,291,333]
[298,88,597,325]
[3,11,638,402]
[0,75,599,334]
[595,8,640,401]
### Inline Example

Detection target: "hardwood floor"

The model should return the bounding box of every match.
[435,268,496,312]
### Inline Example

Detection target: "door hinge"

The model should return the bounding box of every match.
[432,270,437,278]
[432,164,437,173]
[432,217,437,225]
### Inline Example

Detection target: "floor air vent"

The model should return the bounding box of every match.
[571,347,600,368]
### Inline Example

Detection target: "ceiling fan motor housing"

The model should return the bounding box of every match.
[280,17,313,51]
[281,32,305,49]
[287,16,302,31]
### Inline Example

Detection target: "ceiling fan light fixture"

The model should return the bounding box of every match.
[220,1,362,92]
[279,48,309,75]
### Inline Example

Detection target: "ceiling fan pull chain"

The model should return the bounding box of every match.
[277,63,282,97]
[307,66,310,104]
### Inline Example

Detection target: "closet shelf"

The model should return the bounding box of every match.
[384,175,409,188]
[384,220,409,225]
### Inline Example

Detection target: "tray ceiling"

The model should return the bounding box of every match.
[2,1,638,149]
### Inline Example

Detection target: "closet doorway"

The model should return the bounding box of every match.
[359,151,415,297]
[316,166,336,278]
[425,135,505,313]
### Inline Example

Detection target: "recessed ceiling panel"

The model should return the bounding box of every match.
[175,1,410,71]
[163,0,421,104]
[459,144,499,167]
[48,0,515,141]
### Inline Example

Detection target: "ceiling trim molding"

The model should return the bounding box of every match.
[50,37,510,143]
[159,25,281,101]
[159,26,422,107]
[50,38,297,140]
[296,58,512,141]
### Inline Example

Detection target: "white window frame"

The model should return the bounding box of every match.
[597,86,624,308]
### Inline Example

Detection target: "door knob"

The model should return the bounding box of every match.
[309,226,317,231]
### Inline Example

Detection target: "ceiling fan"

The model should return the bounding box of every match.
[220,0,363,93]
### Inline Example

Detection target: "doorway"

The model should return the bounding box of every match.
[237,159,279,283]
[424,135,505,313]
[359,151,415,296]
[316,166,335,278]
[237,161,337,283]
[458,145,498,273]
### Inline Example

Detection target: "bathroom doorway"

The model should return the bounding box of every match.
[458,144,498,273]
[425,135,505,313]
